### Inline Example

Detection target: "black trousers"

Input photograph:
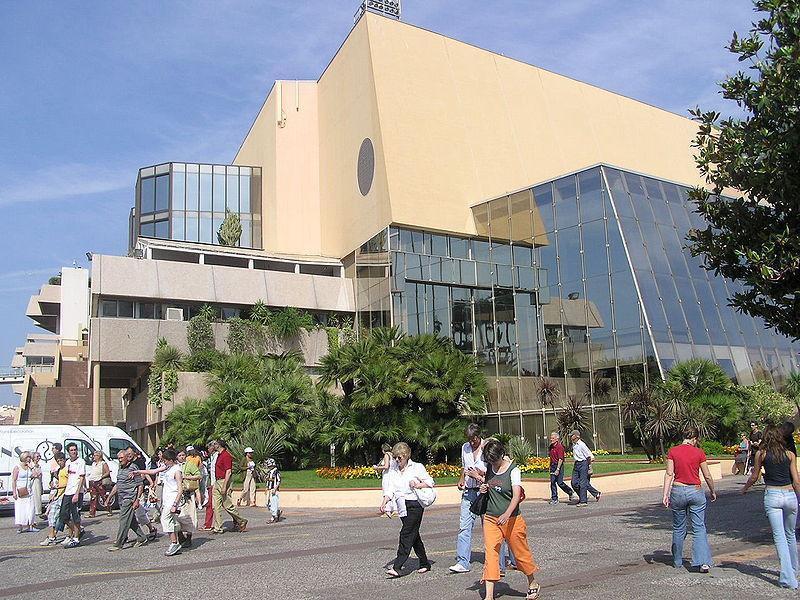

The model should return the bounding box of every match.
[393,500,430,570]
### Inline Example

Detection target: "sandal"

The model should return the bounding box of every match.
[526,583,541,600]
[416,566,431,574]
[386,568,400,578]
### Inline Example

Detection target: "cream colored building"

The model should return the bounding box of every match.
[97,11,796,450]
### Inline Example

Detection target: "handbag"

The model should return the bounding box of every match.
[414,486,437,508]
[469,492,488,516]
[183,479,199,492]
[16,487,30,498]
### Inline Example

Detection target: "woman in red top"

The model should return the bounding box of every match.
[662,428,717,573]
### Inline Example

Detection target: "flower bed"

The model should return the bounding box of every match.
[723,445,739,455]
[519,457,550,474]
[315,466,380,480]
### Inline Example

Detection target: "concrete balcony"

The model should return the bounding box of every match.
[88,317,330,366]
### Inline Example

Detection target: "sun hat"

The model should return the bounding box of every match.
[244,447,254,453]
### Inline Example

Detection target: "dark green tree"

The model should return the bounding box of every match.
[688,0,800,339]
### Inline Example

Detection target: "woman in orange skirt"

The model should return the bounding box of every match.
[478,438,540,600]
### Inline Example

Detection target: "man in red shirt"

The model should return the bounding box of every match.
[548,432,575,505]
[212,440,248,533]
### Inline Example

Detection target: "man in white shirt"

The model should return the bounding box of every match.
[59,442,86,547]
[449,423,486,573]
[570,430,600,506]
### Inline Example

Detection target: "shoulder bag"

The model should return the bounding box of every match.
[469,492,488,516]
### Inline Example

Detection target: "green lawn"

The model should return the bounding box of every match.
[273,461,663,489]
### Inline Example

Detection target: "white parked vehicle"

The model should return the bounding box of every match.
[0,424,149,509]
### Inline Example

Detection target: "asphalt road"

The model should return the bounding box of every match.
[0,477,794,599]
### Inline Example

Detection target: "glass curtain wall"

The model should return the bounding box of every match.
[359,166,798,454]
[134,162,262,250]
[603,166,799,387]
[355,229,391,330]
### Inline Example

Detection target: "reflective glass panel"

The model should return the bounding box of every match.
[200,173,212,211]
[226,174,239,211]
[140,177,155,214]
[240,175,251,213]
[213,173,226,213]
[155,175,169,212]
[171,171,185,210]
[186,172,199,211]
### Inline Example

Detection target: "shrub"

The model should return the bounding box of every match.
[269,307,314,339]
[699,440,726,456]
[738,381,795,426]
[506,436,533,466]
[183,349,222,372]
[187,314,215,355]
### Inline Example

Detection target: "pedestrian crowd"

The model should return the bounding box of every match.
[8,419,800,595]
[11,438,282,557]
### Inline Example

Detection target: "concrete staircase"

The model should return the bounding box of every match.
[22,361,94,425]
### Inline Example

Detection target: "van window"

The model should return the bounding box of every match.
[63,439,96,464]
[109,438,132,459]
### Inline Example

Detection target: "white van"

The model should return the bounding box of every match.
[0,424,149,509]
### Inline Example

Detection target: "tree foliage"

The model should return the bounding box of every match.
[687,0,800,338]
[217,209,242,247]
[318,327,488,464]
[187,314,215,355]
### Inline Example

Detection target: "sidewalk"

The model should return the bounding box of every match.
[233,460,731,509]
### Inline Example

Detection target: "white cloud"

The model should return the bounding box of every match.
[0,163,132,207]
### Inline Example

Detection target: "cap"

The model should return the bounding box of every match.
[244,447,254,454]
[570,430,581,438]
[186,445,195,451]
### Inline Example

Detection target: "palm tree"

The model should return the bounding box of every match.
[557,396,589,443]
[536,376,559,410]
[666,358,732,398]
[645,394,680,459]
[152,338,184,372]
[786,372,800,418]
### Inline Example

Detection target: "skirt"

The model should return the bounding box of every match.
[14,496,36,527]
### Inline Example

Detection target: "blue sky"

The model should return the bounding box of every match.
[0,0,756,405]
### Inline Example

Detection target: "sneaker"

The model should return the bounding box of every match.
[78,528,86,540]
[594,492,601,502]
[180,533,192,548]
[61,536,74,546]
[237,519,248,532]
[548,499,559,505]
[165,542,182,556]
[448,563,470,573]
[569,495,577,503]
[699,564,710,574]
[64,539,80,548]
[107,545,122,552]
[133,538,148,548]
[39,537,56,546]
[576,502,588,507]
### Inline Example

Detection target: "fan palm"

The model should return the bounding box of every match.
[666,358,732,398]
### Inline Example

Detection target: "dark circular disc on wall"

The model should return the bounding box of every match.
[357,138,375,196]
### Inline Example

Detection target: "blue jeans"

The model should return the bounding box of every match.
[764,489,799,589]
[550,466,574,501]
[500,540,517,570]
[455,489,480,569]
[571,460,590,503]
[670,486,713,568]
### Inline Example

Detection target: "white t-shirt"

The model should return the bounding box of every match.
[509,466,522,487]
[64,457,86,495]
[161,464,182,508]
[461,441,486,489]
[246,460,255,473]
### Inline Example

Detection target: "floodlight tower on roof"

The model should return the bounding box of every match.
[354,0,401,24]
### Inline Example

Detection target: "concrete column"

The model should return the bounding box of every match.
[92,363,100,426]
